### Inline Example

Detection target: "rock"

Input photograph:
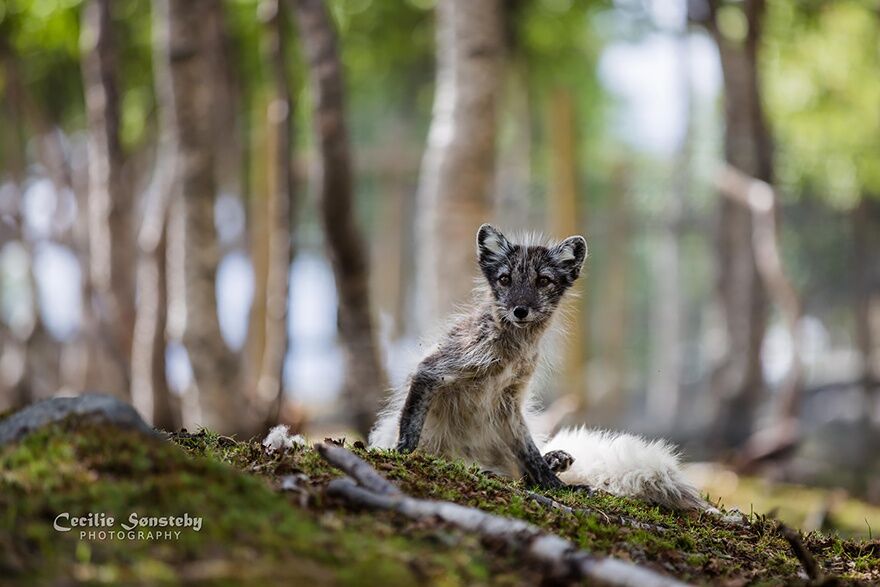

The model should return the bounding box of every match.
[0,394,157,446]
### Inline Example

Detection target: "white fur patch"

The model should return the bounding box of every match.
[262,425,306,453]
[540,426,707,510]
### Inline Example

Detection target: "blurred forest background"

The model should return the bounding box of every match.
[1,0,879,523]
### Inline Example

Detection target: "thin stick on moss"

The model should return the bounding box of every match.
[778,523,822,581]
[318,443,691,587]
[314,442,401,496]
[523,491,668,534]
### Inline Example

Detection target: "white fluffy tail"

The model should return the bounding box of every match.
[542,427,709,511]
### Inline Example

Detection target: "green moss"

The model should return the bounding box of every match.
[1,421,537,586]
[175,432,880,585]
[2,421,878,585]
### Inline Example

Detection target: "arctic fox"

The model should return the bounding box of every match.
[369,224,707,511]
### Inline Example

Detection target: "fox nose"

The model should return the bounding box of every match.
[513,306,529,320]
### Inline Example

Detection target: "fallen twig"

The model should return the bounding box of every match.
[523,491,668,534]
[314,442,401,496]
[524,490,575,513]
[778,523,822,581]
[318,443,691,587]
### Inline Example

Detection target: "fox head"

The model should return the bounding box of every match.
[476,224,587,328]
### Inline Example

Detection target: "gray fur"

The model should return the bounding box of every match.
[375,224,587,489]
[371,224,711,511]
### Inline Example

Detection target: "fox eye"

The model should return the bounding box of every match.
[537,276,551,287]
[498,275,511,286]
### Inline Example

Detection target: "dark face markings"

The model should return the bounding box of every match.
[479,242,582,326]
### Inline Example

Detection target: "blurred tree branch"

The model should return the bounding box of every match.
[715,164,804,469]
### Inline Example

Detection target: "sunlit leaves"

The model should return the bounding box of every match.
[764,0,880,206]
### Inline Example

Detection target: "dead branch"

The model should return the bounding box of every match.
[318,444,690,587]
[715,165,806,466]
[714,164,804,418]
[523,491,668,534]
[524,490,575,513]
[314,442,401,496]
[778,523,822,581]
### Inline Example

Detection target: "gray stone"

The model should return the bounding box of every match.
[0,394,157,446]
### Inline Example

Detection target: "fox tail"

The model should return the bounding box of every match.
[542,426,709,511]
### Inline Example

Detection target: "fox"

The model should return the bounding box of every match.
[369,224,708,511]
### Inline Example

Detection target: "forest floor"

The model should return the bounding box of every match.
[2,417,880,586]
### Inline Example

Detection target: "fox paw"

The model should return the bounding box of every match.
[543,449,574,473]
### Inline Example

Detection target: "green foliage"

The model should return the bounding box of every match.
[330,0,435,134]
[764,0,880,206]
[1,0,83,126]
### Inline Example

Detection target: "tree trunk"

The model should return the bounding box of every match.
[693,0,772,448]
[292,0,388,436]
[4,46,110,398]
[853,197,880,417]
[495,56,533,232]
[547,88,587,410]
[131,205,178,429]
[80,0,136,395]
[204,0,243,197]
[713,167,805,474]
[246,89,270,401]
[253,0,295,422]
[370,124,411,340]
[414,0,504,329]
[131,0,181,430]
[0,53,32,409]
[159,0,242,432]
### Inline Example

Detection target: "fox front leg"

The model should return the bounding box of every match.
[396,369,441,453]
[510,419,565,489]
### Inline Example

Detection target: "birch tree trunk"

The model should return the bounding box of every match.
[693,0,772,448]
[292,0,388,436]
[131,207,177,429]
[254,0,294,421]
[415,0,504,329]
[80,0,135,395]
[131,0,180,429]
[159,0,242,432]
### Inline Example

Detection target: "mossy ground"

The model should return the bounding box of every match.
[2,419,879,586]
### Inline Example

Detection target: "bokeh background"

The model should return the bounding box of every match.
[1,0,879,534]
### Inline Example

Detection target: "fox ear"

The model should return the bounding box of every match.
[550,235,587,279]
[476,224,511,267]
